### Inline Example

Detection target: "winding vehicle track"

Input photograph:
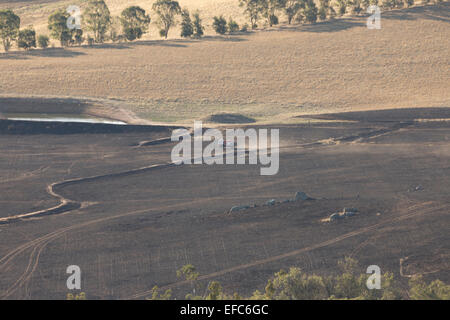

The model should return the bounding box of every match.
[0,121,403,224]
[0,120,443,299]
[0,199,443,299]
[0,149,176,225]
[126,201,446,299]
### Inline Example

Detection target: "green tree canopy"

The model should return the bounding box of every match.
[48,9,72,46]
[180,8,194,38]
[303,0,318,23]
[284,0,305,24]
[83,0,111,43]
[192,11,204,38]
[213,16,228,35]
[228,17,240,33]
[261,0,286,26]
[152,0,181,39]
[239,0,265,29]
[18,27,36,50]
[0,10,20,52]
[120,6,150,41]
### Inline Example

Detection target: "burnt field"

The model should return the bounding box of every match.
[0,108,449,299]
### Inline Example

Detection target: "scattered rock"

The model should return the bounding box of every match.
[341,208,358,217]
[329,213,342,222]
[324,208,359,222]
[408,185,424,192]
[229,205,250,213]
[294,192,314,201]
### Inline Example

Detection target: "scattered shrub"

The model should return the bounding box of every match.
[269,14,279,26]
[228,17,240,33]
[18,27,36,50]
[180,8,194,38]
[192,11,204,38]
[304,0,318,23]
[37,34,49,48]
[160,258,450,300]
[87,36,94,46]
[73,29,83,46]
[213,15,228,35]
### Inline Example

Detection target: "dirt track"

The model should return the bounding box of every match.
[0,107,448,299]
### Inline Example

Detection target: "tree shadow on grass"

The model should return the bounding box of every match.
[299,18,366,33]
[258,17,365,33]
[81,43,131,50]
[0,36,247,57]
[109,36,247,49]
[0,47,86,59]
[201,35,248,42]
[381,3,450,23]
[130,36,247,47]
[129,40,188,48]
[81,39,190,49]
[0,53,29,60]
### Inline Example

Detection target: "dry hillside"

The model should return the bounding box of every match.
[0,1,449,123]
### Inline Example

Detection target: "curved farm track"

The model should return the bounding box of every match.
[0,109,449,299]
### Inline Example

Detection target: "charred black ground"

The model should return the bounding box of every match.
[0,108,448,299]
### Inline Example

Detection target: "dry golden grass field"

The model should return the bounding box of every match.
[0,1,449,301]
[0,1,449,124]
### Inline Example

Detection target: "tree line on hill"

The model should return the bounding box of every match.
[0,0,201,51]
[238,0,445,28]
[0,0,447,52]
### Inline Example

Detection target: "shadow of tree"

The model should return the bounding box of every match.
[96,36,247,49]
[130,36,247,45]
[299,107,450,122]
[0,36,248,57]
[0,48,86,59]
[381,3,450,23]
[129,40,189,47]
[201,35,249,42]
[300,18,365,33]
[254,17,365,33]
[0,53,29,60]
[81,43,131,50]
